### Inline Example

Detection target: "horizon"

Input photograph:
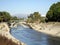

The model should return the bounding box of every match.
[0,0,60,17]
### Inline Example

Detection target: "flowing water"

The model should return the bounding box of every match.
[11,25,60,45]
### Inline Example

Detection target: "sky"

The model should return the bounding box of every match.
[0,0,60,17]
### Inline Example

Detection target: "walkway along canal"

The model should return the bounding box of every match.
[11,24,60,45]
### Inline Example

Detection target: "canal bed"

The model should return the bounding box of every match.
[11,25,60,45]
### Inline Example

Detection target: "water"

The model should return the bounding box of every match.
[11,25,60,45]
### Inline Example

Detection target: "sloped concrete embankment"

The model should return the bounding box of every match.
[28,23,60,37]
[0,22,26,45]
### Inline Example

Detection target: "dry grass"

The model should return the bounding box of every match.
[0,35,21,45]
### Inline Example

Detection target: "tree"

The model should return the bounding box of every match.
[45,2,60,22]
[33,12,41,21]
[27,12,41,23]
[0,11,12,22]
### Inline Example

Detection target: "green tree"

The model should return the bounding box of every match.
[27,12,41,23]
[0,11,12,22]
[45,2,60,22]
[33,12,41,21]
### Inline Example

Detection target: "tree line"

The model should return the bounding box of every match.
[0,2,60,23]
[0,11,18,22]
[27,2,60,23]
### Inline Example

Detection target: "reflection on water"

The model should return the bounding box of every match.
[11,25,60,45]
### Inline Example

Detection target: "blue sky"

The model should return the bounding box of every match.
[0,0,60,16]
